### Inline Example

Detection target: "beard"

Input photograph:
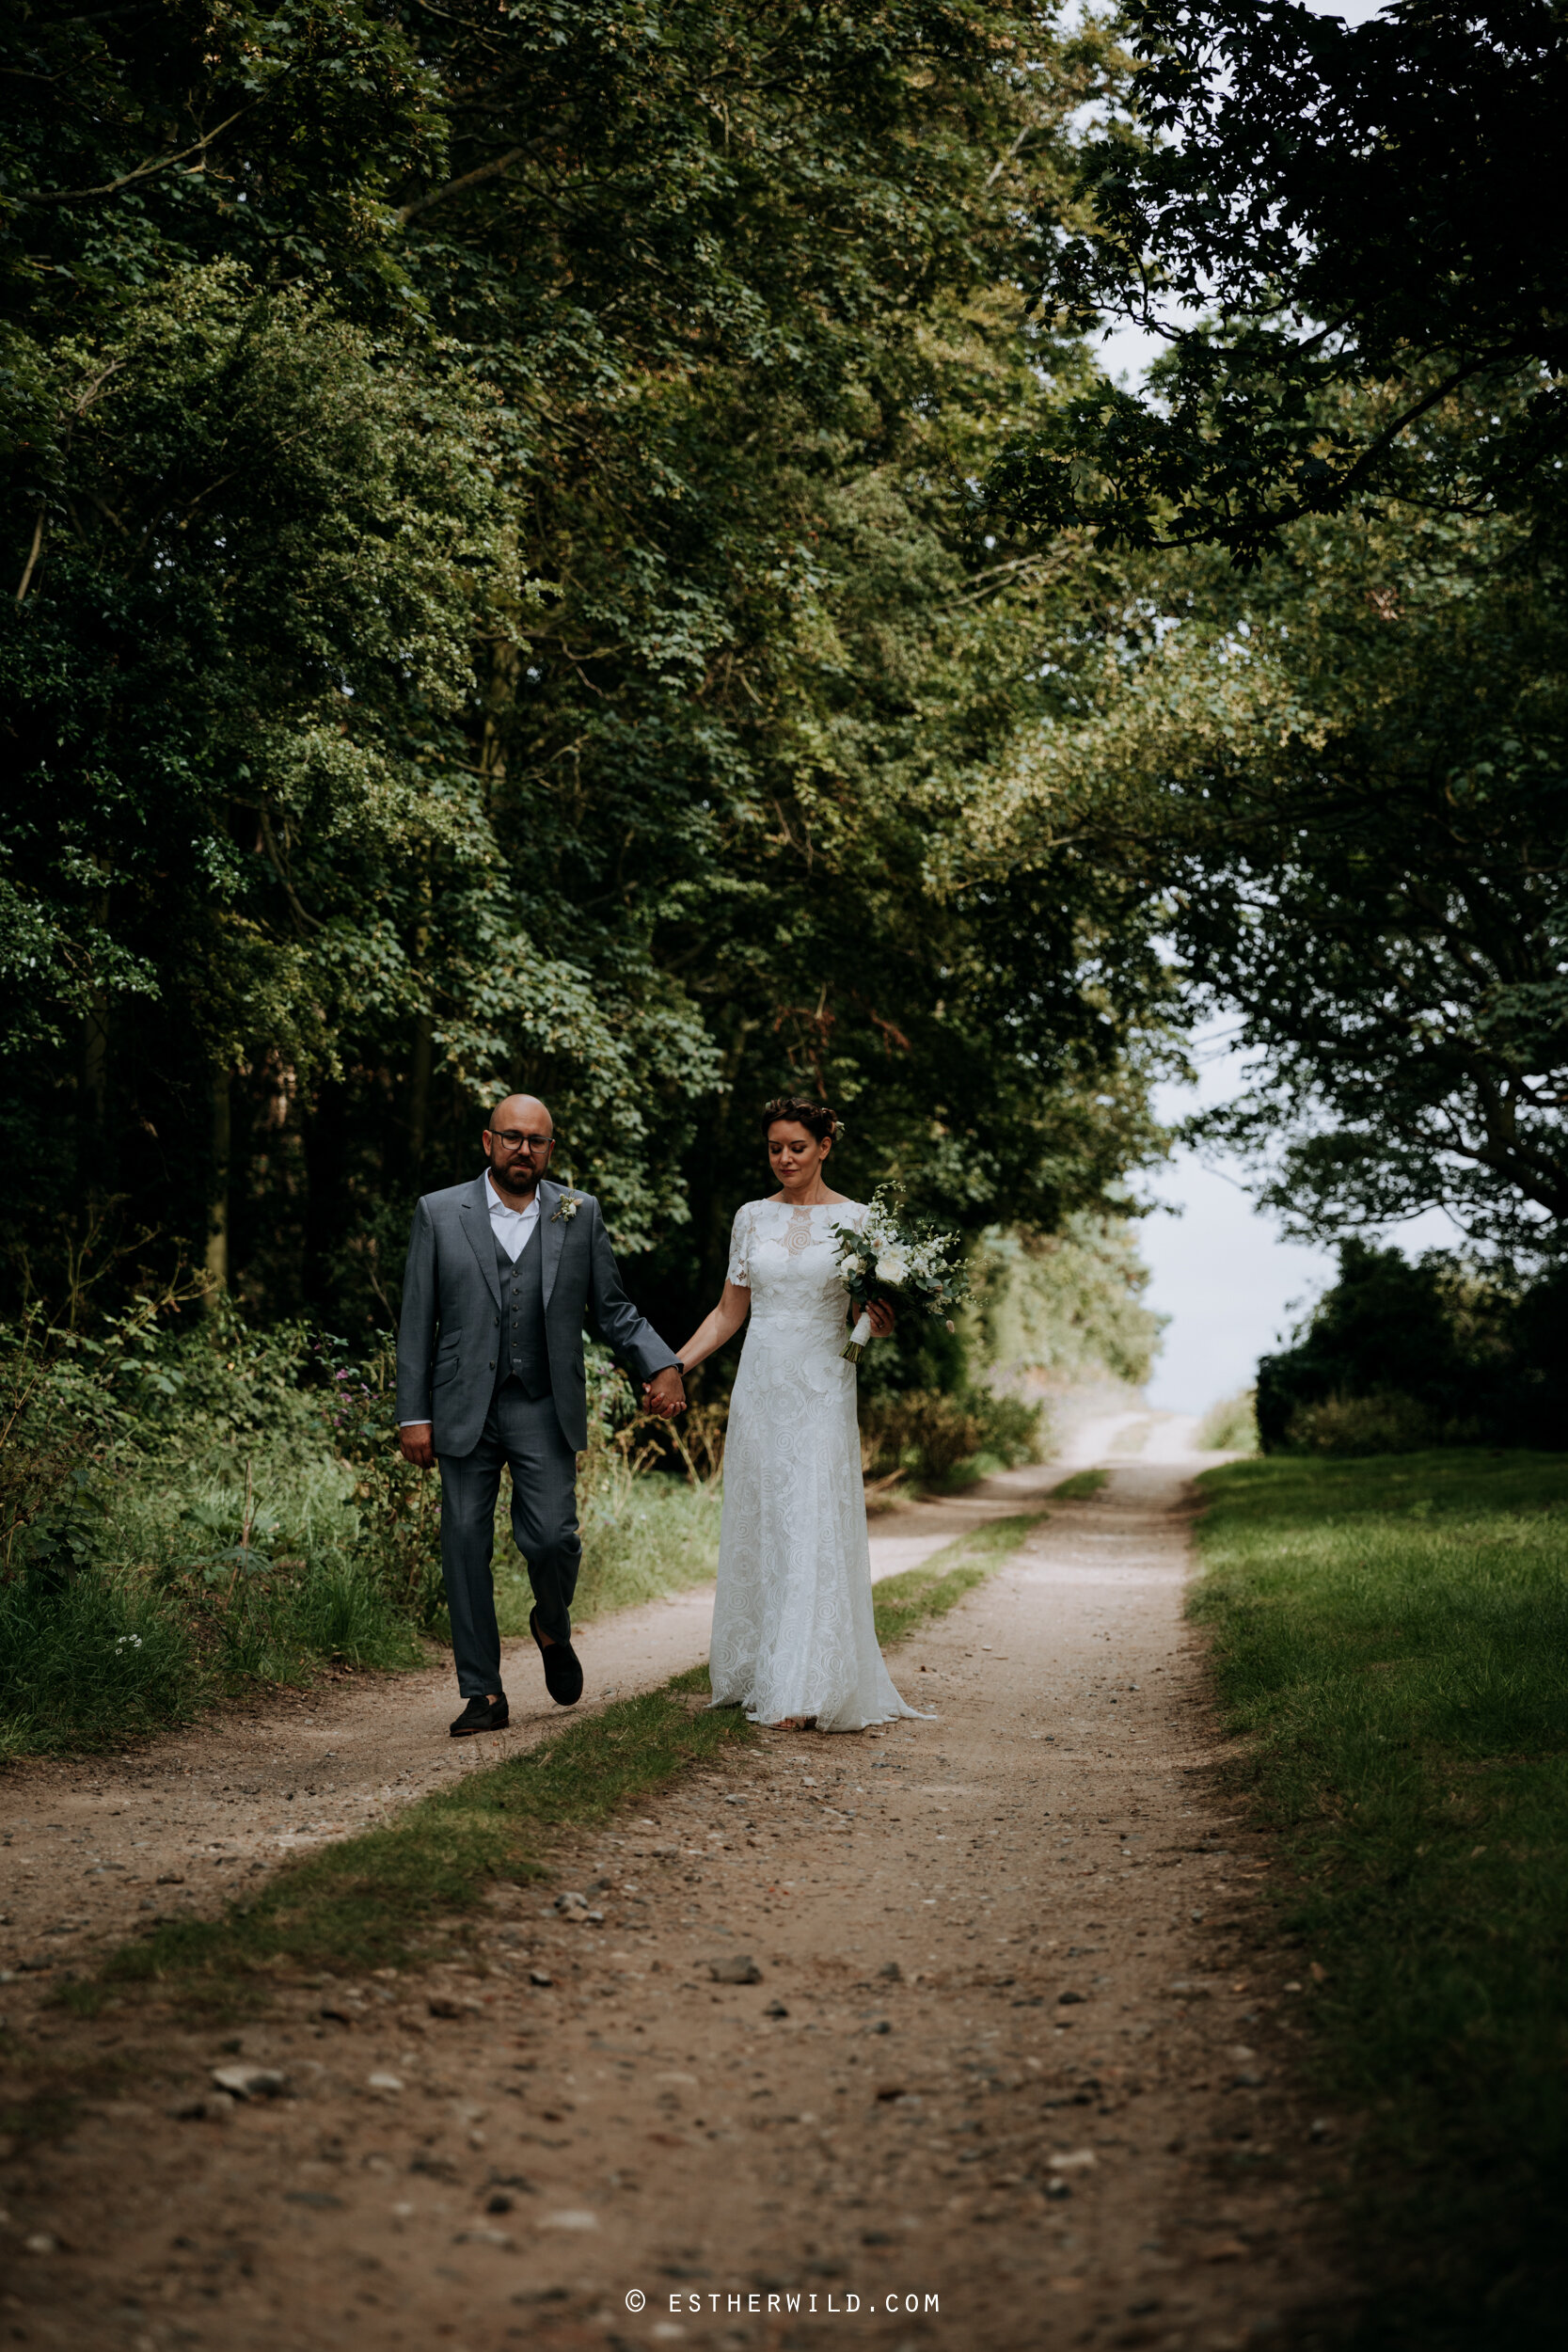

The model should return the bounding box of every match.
[489,1154,538,1198]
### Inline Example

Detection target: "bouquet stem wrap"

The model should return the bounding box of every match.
[843,1310,874,1364]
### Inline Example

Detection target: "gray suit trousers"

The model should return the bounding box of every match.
[438,1378,581,1694]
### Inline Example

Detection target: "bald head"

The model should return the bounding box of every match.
[483,1094,556,1198]
[489,1093,552,1136]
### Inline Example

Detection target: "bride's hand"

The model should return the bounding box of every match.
[643,1366,686,1418]
[867,1296,895,1338]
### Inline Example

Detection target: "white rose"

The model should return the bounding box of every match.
[875,1249,909,1284]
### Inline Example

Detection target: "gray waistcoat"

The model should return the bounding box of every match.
[495,1222,550,1400]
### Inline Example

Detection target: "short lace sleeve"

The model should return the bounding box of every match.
[726,1203,754,1288]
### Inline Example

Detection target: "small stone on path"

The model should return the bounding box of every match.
[708,1952,762,1983]
[210,2065,288,2100]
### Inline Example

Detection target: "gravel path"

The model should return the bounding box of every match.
[1,1439,1357,2351]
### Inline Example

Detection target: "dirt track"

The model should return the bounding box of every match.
[1,1437,1357,2351]
[0,1472,1030,1963]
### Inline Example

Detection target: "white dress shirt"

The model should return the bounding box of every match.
[399,1175,543,1422]
[486,1171,542,1260]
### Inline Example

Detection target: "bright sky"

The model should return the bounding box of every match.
[1087,1,1441,1413]
[1138,1034,1458,1416]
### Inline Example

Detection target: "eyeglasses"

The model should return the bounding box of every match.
[488,1131,555,1153]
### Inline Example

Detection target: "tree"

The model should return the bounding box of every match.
[987,1,1568,563]
[947,4,1568,1259]
[1,3,1176,1344]
[377,1,1171,1299]
[0,262,519,1279]
[0,1,497,1286]
[975,1216,1165,1391]
[956,436,1568,1251]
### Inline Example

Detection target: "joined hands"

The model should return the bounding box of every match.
[642,1365,687,1419]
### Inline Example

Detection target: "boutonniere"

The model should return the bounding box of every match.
[550,1192,581,1224]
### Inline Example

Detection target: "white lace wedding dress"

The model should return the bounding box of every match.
[709,1198,925,1733]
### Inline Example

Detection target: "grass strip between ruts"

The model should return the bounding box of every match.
[73,1666,736,2003]
[1050,1468,1107,1501]
[1190,1449,1568,2352]
[870,1511,1041,1647]
[66,1510,1042,2008]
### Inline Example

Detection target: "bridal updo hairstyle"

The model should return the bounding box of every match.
[760,1094,839,1145]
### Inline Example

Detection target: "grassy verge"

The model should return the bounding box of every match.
[4,1459,721,1757]
[1190,1449,1568,2352]
[0,1553,424,1758]
[871,1512,1042,1646]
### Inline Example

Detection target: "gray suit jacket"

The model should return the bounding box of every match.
[396,1173,679,1456]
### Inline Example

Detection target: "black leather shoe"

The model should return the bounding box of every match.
[531,1608,583,1707]
[450,1692,509,1737]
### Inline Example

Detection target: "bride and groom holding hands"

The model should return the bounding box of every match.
[396,1092,920,1738]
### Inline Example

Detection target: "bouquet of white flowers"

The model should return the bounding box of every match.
[831,1185,968,1364]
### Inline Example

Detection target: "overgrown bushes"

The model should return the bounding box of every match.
[1195,1389,1259,1454]
[858,1384,1044,1485]
[1258,1242,1568,1454]
[0,1568,195,1755]
[0,1296,733,1752]
[0,1302,434,1752]
[1284,1391,1437,1458]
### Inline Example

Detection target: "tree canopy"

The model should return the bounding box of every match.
[1,2,1173,1348]
[959,5,1568,1263]
[989,2,1568,563]
[10,0,1557,1354]
[1256,1238,1568,1452]
[962,400,1568,1252]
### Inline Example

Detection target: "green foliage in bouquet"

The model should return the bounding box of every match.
[831,1186,970,1365]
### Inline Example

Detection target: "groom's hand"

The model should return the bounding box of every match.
[643,1367,686,1418]
[399,1422,436,1469]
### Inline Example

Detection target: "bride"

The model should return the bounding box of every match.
[673,1096,925,1732]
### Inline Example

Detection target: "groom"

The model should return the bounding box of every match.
[397,1095,687,1735]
